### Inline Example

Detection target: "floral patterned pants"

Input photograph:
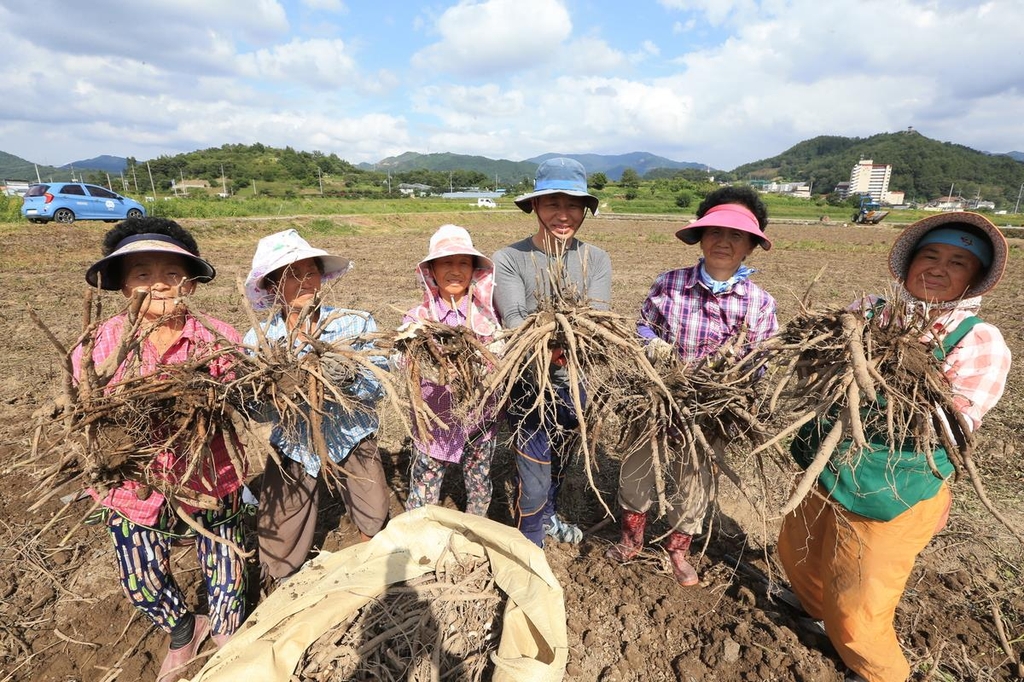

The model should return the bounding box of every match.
[406,438,496,517]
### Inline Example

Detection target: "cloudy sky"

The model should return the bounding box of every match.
[1,0,1021,171]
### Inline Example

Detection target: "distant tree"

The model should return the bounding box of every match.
[620,168,641,188]
[625,188,639,200]
[589,172,608,190]
[675,191,694,208]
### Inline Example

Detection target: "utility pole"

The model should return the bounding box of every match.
[106,173,113,190]
[318,167,324,196]
[146,162,156,197]
[131,163,139,193]
[1014,182,1023,214]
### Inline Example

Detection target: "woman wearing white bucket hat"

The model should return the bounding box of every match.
[243,229,391,588]
[402,224,503,517]
[778,212,1011,682]
[493,157,612,548]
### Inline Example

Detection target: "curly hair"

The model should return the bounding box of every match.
[696,185,769,231]
[100,217,204,288]
[101,216,202,257]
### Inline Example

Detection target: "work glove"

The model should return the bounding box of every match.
[320,354,356,388]
[545,514,583,544]
[646,338,676,364]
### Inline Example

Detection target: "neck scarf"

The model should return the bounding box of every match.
[698,259,755,295]
[407,263,500,339]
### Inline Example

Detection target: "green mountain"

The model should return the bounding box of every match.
[528,151,705,180]
[0,151,65,182]
[731,130,1024,206]
[362,152,538,185]
[361,150,705,182]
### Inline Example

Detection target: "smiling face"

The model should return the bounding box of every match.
[698,225,757,281]
[904,242,984,302]
[532,193,587,249]
[119,252,196,322]
[271,257,323,312]
[430,254,474,303]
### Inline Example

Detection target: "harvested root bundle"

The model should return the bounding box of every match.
[608,343,775,524]
[234,295,402,489]
[387,319,500,443]
[295,541,506,682]
[482,292,672,516]
[24,291,256,555]
[768,297,1021,543]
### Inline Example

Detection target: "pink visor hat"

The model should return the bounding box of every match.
[674,203,771,251]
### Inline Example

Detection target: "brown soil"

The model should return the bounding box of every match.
[1,214,1022,681]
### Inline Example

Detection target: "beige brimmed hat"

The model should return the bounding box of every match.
[244,229,352,310]
[889,211,1007,298]
[86,233,215,290]
[418,224,493,270]
[514,157,599,215]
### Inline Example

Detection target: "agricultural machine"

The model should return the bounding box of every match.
[851,195,890,225]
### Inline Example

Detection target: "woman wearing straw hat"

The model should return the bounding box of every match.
[492,157,612,548]
[777,212,1012,682]
[243,229,390,589]
[403,224,503,517]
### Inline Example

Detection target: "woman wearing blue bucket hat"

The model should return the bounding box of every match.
[493,157,611,548]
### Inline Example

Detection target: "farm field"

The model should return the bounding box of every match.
[0,212,1022,681]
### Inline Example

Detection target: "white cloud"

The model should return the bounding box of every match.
[236,38,358,88]
[411,0,573,77]
[301,0,346,12]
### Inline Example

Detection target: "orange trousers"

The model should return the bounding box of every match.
[777,484,951,682]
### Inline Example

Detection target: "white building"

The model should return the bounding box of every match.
[846,159,892,204]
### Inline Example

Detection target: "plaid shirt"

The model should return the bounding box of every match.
[638,264,778,363]
[865,299,1011,430]
[70,313,245,526]
[244,307,386,478]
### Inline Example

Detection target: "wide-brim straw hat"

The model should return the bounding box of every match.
[514,157,599,215]
[674,203,772,251]
[889,211,1007,298]
[244,229,352,310]
[417,224,493,271]
[86,233,216,290]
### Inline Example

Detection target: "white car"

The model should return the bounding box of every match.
[476,198,497,208]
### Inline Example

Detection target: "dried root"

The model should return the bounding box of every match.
[295,540,506,682]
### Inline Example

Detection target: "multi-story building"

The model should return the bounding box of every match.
[844,159,892,204]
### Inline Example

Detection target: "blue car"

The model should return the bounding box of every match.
[21,182,146,224]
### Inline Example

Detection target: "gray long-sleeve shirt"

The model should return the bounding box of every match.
[492,236,613,329]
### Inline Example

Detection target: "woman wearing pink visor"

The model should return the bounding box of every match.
[606,186,778,586]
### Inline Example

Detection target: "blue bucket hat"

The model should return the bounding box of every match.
[514,157,599,215]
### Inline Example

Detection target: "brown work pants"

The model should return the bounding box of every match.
[257,437,390,581]
[616,435,717,535]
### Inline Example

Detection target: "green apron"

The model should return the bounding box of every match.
[791,315,981,521]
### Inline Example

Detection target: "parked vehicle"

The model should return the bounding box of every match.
[851,194,889,225]
[476,198,497,208]
[21,183,146,224]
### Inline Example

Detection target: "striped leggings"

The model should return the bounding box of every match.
[106,493,247,636]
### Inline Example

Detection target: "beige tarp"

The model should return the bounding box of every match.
[189,505,568,682]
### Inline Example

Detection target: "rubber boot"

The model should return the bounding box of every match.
[157,614,210,682]
[664,532,699,586]
[605,510,647,562]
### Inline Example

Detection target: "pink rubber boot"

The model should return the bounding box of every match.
[664,532,699,586]
[604,509,647,562]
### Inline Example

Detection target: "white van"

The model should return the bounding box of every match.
[476,198,497,208]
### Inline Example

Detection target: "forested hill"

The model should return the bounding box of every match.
[732,130,1024,205]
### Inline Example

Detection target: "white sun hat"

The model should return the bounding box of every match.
[244,229,352,310]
